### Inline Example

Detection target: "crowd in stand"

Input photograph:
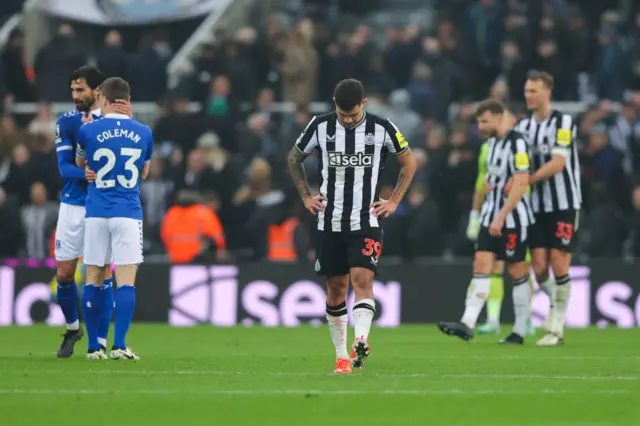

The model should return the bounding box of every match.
[1,0,640,262]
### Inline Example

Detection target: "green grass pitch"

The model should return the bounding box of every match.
[1,325,639,425]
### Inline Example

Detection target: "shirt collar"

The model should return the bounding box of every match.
[91,108,101,117]
[104,113,131,119]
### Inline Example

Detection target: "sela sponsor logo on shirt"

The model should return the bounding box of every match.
[328,152,373,168]
[168,265,401,327]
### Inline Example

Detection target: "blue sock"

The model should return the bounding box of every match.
[114,285,136,349]
[81,284,101,350]
[56,280,79,327]
[97,278,114,346]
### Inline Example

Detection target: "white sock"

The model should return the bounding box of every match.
[551,276,572,336]
[538,275,556,309]
[98,337,107,348]
[67,320,80,331]
[512,277,531,337]
[326,302,349,359]
[461,274,490,329]
[353,299,375,341]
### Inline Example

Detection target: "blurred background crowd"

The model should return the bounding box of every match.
[1,0,640,264]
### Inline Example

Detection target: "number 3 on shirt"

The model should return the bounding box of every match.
[94,147,142,189]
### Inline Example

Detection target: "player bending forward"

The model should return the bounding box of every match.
[54,66,131,358]
[76,77,153,360]
[467,109,535,336]
[288,79,416,374]
[439,99,535,344]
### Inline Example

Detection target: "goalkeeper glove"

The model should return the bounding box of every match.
[466,210,480,241]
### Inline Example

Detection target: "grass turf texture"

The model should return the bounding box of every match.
[1,325,639,426]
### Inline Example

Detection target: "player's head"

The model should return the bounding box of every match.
[333,79,367,128]
[524,70,553,112]
[475,98,507,138]
[69,66,104,112]
[99,77,131,112]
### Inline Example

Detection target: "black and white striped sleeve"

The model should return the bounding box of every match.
[510,135,531,174]
[294,116,319,155]
[381,119,409,155]
[552,114,575,158]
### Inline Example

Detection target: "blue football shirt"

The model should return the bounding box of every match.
[76,114,153,220]
[55,110,101,206]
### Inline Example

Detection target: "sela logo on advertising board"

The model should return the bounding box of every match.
[530,265,640,328]
[0,267,65,326]
[169,265,401,327]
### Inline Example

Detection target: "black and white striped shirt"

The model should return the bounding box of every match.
[295,112,408,232]
[480,130,536,231]
[515,110,582,213]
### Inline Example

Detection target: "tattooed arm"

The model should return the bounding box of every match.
[389,148,417,204]
[287,147,311,199]
[287,146,326,215]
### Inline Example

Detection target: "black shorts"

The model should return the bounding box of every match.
[476,226,528,263]
[315,228,383,277]
[529,210,579,252]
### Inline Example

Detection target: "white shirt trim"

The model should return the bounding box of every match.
[104,113,131,119]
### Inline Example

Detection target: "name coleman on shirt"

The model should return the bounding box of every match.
[97,128,141,144]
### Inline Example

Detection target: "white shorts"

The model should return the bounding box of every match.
[54,203,86,261]
[84,217,144,266]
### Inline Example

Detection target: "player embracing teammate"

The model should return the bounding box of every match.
[76,77,152,359]
[440,71,580,346]
[54,67,149,359]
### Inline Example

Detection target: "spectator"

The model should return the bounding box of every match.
[593,26,629,101]
[127,35,167,101]
[386,89,422,148]
[0,187,22,258]
[141,157,174,251]
[2,143,31,206]
[21,182,57,259]
[161,190,226,263]
[97,30,128,80]
[27,103,56,138]
[1,29,34,102]
[34,24,86,102]
[278,28,318,105]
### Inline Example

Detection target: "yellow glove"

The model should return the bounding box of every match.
[466,210,480,241]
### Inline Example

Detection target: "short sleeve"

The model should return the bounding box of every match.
[511,136,530,173]
[55,118,73,154]
[75,125,87,158]
[294,116,319,155]
[382,119,409,155]
[552,114,574,158]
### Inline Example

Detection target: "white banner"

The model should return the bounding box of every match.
[37,0,224,25]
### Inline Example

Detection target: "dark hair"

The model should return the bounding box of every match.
[526,70,554,90]
[475,98,506,117]
[334,79,365,111]
[68,66,104,90]
[100,77,131,103]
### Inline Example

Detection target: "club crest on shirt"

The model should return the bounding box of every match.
[364,133,376,145]
[55,125,61,144]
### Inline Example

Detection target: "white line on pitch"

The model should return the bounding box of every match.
[0,388,632,396]
[29,353,640,361]
[6,370,640,381]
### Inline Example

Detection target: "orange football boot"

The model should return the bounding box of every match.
[334,358,352,374]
